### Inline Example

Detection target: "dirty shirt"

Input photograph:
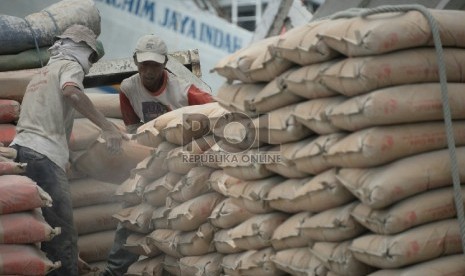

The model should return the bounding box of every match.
[11,59,83,171]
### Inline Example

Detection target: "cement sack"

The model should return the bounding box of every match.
[0,123,16,146]
[325,83,465,131]
[0,68,39,102]
[0,0,101,55]
[336,147,465,209]
[283,60,340,99]
[0,175,52,214]
[351,187,465,235]
[310,241,376,276]
[292,97,346,135]
[73,202,120,235]
[321,47,465,97]
[368,254,465,276]
[267,170,355,213]
[69,118,124,151]
[167,192,224,231]
[75,93,122,119]
[151,205,170,230]
[247,68,304,114]
[126,255,164,276]
[114,174,148,205]
[0,47,49,72]
[146,228,183,258]
[326,121,465,168]
[134,123,163,148]
[169,167,216,203]
[265,141,311,178]
[0,99,20,124]
[209,197,254,229]
[293,134,346,175]
[69,178,117,208]
[124,233,161,257]
[0,244,61,275]
[349,219,463,269]
[217,176,284,214]
[270,212,313,251]
[201,141,238,169]
[213,228,243,254]
[252,104,312,145]
[319,9,465,57]
[179,253,223,276]
[132,141,177,180]
[271,247,328,276]
[165,136,215,174]
[300,202,366,242]
[228,212,289,251]
[0,210,60,244]
[163,255,181,276]
[221,247,284,276]
[269,19,340,66]
[74,139,153,184]
[143,172,183,207]
[0,161,26,175]
[176,223,216,256]
[218,149,276,181]
[208,169,242,196]
[113,203,153,234]
[215,82,264,118]
[213,120,263,150]
[78,230,115,263]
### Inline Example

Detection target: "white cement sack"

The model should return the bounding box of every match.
[221,247,284,276]
[143,172,182,207]
[113,203,153,234]
[337,147,465,209]
[349,219,463,269]
[271,212,313,251]
[351,187,465,235]
[300,202,366,242]
[326,121,465,168]
[209,197,254,229]
[215,82,264,117]
[319,9,465,56]
[169,167,216,203]
[179,253,224,276]
[325,83,465,131]
[271,247,328,276]
[125,255,164,276]
[265,141,311,178]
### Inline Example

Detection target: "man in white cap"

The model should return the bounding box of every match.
[10,24,126,276]
[100,34,213,276]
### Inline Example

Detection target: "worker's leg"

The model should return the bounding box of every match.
[14,145,78,276]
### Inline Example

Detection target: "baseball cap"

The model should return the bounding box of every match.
[134,34,167,63]
[56,24,103,61]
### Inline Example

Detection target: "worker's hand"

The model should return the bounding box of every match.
[101,128,129,155]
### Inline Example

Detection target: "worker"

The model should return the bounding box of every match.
[10,24,126,276]
[100,34,213,276]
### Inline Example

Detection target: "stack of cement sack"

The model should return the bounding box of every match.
[0,146,62,275]
[209,7,465,275]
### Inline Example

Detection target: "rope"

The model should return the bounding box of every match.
[328,4,465,254]
[23,18,44,67]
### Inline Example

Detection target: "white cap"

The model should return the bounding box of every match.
[134,34,167,63]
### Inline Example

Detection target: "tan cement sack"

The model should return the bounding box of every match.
[326,121,465,168]
[319,9,465,57]
[143,172,183,207]
[218,149,276,181]
[271,212,313,250]
[179,253,223,276]
[70,118,120,151]
[175,223,216,256]
[132,141,177,180]
[213,228,243,254]
[0,161,26,175]
[337,147,465,209]
[208,169,242,196]
[325,83,465,131]
[351,187,465,235]
[150,205,170,229]
[265,141,311,178]
[271,247,328,276]
[114,174,149,205]
[269,19,340,66]
[169,166,216,203]
[0,99,20,124]
[73,202,120,235]
[0,210,60,244]
[368,254,465,276]
[0,174,52,214]
[126,255,164,276]
[310,241,376,276]
[300,202,366,242]
[321,47,465,97]
[349,219,463,269]
[0,68,39,102]
[78,230,115,263]
[124,233,161,257]
[113,203,153,234]
[252,104,312,145]
[75,93,122,119]
[213,120,263,150]
[167,192,224,231]
[70,178,117,208]
[163,255,181,276]
[215,82,264,117]
[0,244,61,275]
[209,197,254,229]
[293,134,346,175]
[247,68,304,114]
[134,123,163,148]
[267,170,355,213]
[293,97,346,135]
[146,228,183,258]
[221,247,284,276]
[283,60,340,99]
[228,212,289,251]
[165,136,215,174]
